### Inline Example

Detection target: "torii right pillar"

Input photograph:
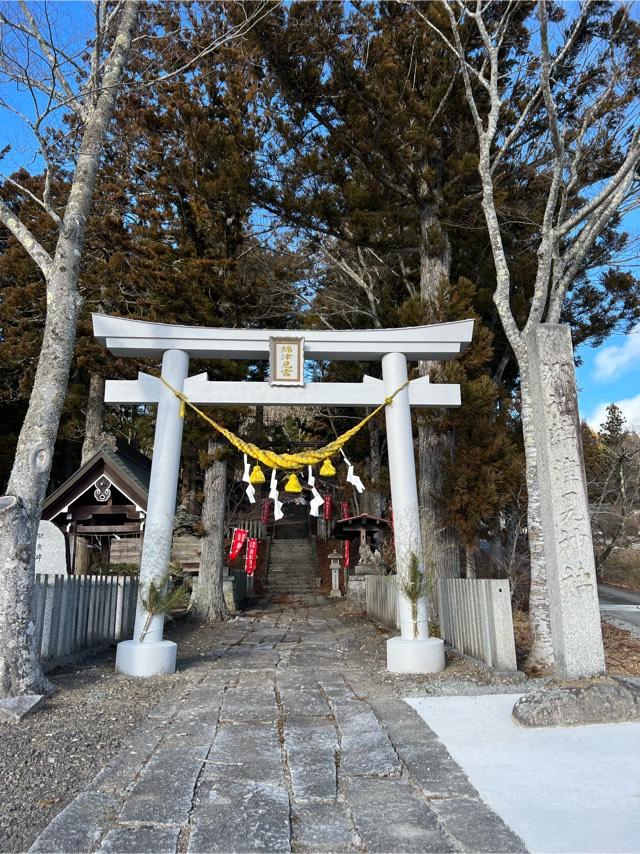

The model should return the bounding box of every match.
[527,325,605,678]
[382,352,445,673]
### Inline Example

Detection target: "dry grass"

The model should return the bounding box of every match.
[601,621,640,677]
[512,610,533,671]
[513,610,640,677]
[600,548,640,591]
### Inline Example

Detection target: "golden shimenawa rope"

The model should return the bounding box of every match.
[159,376,409,471]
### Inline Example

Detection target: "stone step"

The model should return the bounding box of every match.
[268,580,316,587]
[266,534,317,595]
[269,560,314,567]
[269,548,313,553]
[268,564,314,569]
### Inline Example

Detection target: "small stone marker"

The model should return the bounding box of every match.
[0,694,45,723]
[329,550,342,598]
[35,520,68,576]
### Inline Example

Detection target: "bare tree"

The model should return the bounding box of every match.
[414,0,640,669]
[0,1,278,698]
[0,1,140,697]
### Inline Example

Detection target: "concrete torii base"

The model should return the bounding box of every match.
[387,636,445,674]
[115,639,177,677]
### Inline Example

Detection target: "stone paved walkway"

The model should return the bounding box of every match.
[30,600,526,853]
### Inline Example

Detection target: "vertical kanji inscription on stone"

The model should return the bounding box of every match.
[527,324,605,678]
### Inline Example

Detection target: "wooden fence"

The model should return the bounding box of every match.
[34,574,138,670]
[227,520,266,541]
[365,575,399,629]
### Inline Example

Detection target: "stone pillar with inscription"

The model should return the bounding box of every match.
[527,324,605,679]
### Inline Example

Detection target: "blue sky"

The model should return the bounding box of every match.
[575,206,640,432]
[577,323,640,431]
[1,3,638,433]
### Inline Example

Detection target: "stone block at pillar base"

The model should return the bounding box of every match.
[347,576,366,607]
[115,639,177,677]
[387,636,445,674]
[355,562,375,576]
[223,578,236,613]
[329,588,342,598]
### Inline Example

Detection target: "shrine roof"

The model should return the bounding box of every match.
[43,441,150,520]
[332,513,390,538]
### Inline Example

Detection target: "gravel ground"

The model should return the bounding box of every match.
[340,601,540,697]
[0,618,224,854]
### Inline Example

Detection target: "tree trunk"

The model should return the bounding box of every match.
[0,2,139,698]
[364,418,383,516]
[78,375,106,575]
[74,536,92,576]
[81,374,106,464]
[464,544,477,579]
[0,497,53,696]
[191,440,229,622]
[416,206,461,592]
[519,358,555,672]
[180,454,200,516]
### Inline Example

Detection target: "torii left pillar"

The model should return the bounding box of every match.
[115,349,189,676]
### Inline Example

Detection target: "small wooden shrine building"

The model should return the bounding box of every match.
[43,441,150,572]
[332,513,390,541]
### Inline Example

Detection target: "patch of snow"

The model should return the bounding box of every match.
[407,693,640,853]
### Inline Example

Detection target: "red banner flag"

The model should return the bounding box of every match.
[261,499,271,524]
[323,494,333,521]
[245,537,258,575]
[341,500,350,519]
[229,528,248,561]
[344,539,350,568]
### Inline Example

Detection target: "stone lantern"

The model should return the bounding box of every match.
[328,550,342,598]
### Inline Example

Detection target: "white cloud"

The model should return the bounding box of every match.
[592,327,640,382]
[587,393,640,431]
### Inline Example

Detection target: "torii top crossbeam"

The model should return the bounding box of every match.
[92,314,474,361]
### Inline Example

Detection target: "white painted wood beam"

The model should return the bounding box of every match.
[104,373,461,408]
[92,313,474,361]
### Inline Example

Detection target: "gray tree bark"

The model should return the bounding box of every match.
[364,418,384,517]
[0,3,139,697]
[518,356,556,669]
[190,440,229,622]
[416,206,461,588]
[81,374,106,465]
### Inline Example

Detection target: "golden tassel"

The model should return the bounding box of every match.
[319,458,336,477]
[249,463,266,485]
[284,472,303,493]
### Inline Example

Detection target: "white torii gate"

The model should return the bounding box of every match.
[93,313,474,677]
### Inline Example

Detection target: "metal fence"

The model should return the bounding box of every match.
[34,574,138,670]
[437,577,517,672]
[365,573,518,673]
